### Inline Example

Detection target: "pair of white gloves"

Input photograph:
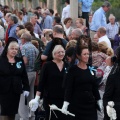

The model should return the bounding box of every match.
[61,100,103,115]
[106,101,117,119]
[29,95,43,111]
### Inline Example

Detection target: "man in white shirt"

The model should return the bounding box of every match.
[61,0,70,24]
[97,27,111,48]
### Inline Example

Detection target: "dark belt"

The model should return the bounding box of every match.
[90,30,97,32]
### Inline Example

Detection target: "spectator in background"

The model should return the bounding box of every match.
[42,9,53,29]
[113,27,120,51]
[21,7,28,24]
[61,0,70,24]
[41,25,68,61]
[79,0,94,29]
[97,27,111,48]
[63,17,73,37]
[93,33,99,42]
[4,13,11,28]
[30,13,42,37]
[18,32,38,120]
[17,11,24,25]
[7,14,19,41]
[90,1,111,40]
[71,28,83,40]
[16,25,25,45]
[35,7,43,30]
[106,14,119,48]
[75,18,87,35]
[52,16,61,26]
[49,9,54,20]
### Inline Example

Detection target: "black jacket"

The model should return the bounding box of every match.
[0,56,30,94]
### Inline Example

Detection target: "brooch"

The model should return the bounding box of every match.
[16,61,22,69]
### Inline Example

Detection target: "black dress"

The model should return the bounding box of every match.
[38,61,68,120]
[0,56,30,115]
[103,71,120,120]
[64,65,100,120]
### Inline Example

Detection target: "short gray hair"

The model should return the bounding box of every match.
[9,14,18,24]
[109,14,115,20]
[102,1,111,7]
[53,25,64,34]
[98,27,106,34]
[6,13,12,18]
[72,28,83,37]
[21,32,32,42]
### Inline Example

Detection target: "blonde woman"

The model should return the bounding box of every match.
[29,45,68,120]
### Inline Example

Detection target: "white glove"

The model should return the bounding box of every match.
[29,95,40,111]
[106,101,117,119]
[23,91,29,97]
[61,101,69,115]
[97,100,103,112]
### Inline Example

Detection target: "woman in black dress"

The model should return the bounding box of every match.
[61,43,101,120]
[29,45,68,120]
[103,46,120,120]
[0,38,30,120]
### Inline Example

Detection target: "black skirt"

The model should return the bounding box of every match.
[0,88,20,115]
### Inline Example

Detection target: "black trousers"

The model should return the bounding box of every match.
[82,12,89,29]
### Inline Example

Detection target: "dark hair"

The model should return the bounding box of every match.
[24,22,35,37]
[65,0,70,4]
[17,25,25,30]
[1,37,18,57]
[65,47,76,65]
[75,37,88,56]
[91,41,99,51]
[9,14,18,24]
[64,17,72,25]
[118,27,120,35]
[78,35,92,52]
[36,6,41,10]
[49,9,54,15]
[54,16,61,24]
[34,11,39,19]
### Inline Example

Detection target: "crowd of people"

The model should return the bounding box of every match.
[0,0,120,120]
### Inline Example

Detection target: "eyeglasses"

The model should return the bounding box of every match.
[56,51,65,55]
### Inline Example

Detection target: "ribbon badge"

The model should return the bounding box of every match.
[16,61,22,69]
[89,66,97,75]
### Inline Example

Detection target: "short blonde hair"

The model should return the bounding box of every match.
[17,29,29,38]
[8,41,19,50]
[66,40,77,50]
[98,41,108,54]
[52,45,65,58]
[107,47,114,56]
[76,18,84,25]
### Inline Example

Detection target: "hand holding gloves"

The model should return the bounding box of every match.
[61,101,70,115]
[29,95,40,111]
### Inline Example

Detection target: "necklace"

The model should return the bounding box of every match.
[11,63,14,65]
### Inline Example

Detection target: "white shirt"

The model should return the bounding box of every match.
[64,25,73,36]
[98,35,111,48]
[61,5,70,23]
